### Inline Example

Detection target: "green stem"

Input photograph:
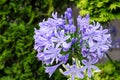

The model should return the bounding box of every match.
[105,53,120,73]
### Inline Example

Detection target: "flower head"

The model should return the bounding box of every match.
[51,30,71,49]
[34,8,111,80]
[63,64,84,80]
[45,62,62,77]
[77,14,90,31]
[82,59,100,78]
[43,47,61,64]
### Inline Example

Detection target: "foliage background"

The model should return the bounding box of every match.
[0,0,120,80]
[76,0,120,22]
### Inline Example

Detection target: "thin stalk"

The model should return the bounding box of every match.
[105,53,120,73]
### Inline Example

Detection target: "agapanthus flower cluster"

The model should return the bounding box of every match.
[34,8,111,80]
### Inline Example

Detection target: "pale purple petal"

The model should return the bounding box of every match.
[90,47,96,52]
[51,37,58,42]
[88,38,94,47]
[45,63,62,77]
[91,65,100,71]
[63,64,84,79]
[59,54,69,63]
[87,68,92,78]
[82,60,87,65]
[76,71,84,79]
[63,70,71,75]
[71,74,75,80]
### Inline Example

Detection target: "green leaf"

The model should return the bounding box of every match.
[79,10,89,16]
[109,3,117,11]
[0,76,14,80]
[0,0,6,5]
[97,2,104,8]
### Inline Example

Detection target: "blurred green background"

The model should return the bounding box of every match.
[0,0,120,80]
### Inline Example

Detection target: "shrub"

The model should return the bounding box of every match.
[76,0,120,22]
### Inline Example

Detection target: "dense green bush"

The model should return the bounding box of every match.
[0,0,75,79]
[93,61,120,80]
[76,0,120,22]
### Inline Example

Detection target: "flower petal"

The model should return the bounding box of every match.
[82,60,87,65]
[87,68,92,78]
[91,65,100,72]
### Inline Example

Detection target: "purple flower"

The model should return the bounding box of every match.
[63,64,84,80]
[64,24,76,33]
[64,8,76,33]
[52,12,66,26]
[89,41,110,58]
[77,14,90,30]
[34,32,53,51]
[81,22,111,59]
[36,52,44,61]
[44,47,61,64]
[34,7,112,79]
[71,38,78,45]
[38,13,65,37]
[64,8,72,20]
[51,30,71,49]
[59,54,69,63]
[82,47,89,57]
[36,52,53,65]
[82,22,102,46]
[34,29,54,52]
[39,21,56,37]
[45,62,62,77]
[45,54,69,77]
[82,59,100,78]
[87,53,99,65]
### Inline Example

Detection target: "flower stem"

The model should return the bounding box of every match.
[105,53,120,73]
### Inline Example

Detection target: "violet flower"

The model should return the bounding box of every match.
[63,64,84,80]
[44,47,61,64]
[89,41,110,58]
[34,7,112,79]
[77,14,90,31]
[64,8,76,33]
[51,30,71,49]
[45,62,62,77]
[82,59,100,78]
[45,54,69,77]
